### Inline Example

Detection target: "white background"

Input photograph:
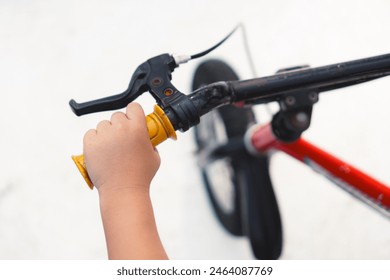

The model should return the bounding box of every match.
[0,0,389,259]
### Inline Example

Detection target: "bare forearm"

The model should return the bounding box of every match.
[99,188,168,260]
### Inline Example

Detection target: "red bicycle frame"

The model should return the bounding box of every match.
[246,123,390,217]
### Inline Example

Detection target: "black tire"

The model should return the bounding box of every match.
[192,59,283,259]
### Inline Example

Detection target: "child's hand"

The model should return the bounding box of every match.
[83,102,160,193]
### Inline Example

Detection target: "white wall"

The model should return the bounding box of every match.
[0,0,389,259]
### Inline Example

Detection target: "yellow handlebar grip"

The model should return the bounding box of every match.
[72,105,177,189]
[145,105,177,146]
[71,154,92,189]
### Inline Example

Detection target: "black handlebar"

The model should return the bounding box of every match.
[230,53,390,105]
[187,53,390,121]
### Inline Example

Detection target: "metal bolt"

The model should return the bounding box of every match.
[151,77,163,87]
[308,92,318,103]
[164,88,174,96]
[285,96,296,106]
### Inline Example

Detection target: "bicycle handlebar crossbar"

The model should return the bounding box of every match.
[187,53,390,118]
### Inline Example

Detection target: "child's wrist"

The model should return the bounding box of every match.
[98,185,152,213]
[97,184,150,196]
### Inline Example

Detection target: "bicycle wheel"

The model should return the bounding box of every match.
[192,59,283,259]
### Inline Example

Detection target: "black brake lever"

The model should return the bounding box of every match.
[69,62,149,116]
[69,53,181,116]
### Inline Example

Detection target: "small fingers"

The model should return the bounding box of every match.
[84,128,96,138]
[110,111,127,123]
[126,102,145,120]
[83,128,97,145]
[96,120,111,133]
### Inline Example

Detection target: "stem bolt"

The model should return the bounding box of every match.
[285,96,296,106]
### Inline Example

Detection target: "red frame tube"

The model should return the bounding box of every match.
[249,123,390,212]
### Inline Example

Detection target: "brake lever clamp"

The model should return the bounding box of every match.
[69,53,200,131]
